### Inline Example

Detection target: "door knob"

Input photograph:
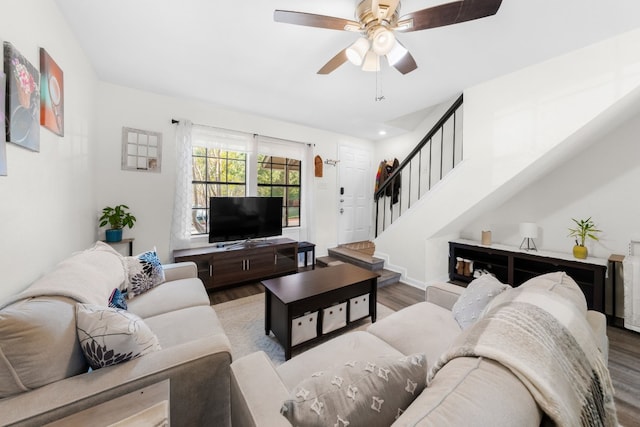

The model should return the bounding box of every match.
[340,208,344,214]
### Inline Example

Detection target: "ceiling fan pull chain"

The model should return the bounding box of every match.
[376,69,385,102]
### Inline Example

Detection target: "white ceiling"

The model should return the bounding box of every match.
[54,0,640,141]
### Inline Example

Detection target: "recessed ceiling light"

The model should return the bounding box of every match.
[378,130,387,136]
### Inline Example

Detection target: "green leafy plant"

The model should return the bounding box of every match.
[99,204,136,230]
[568,217,601,247]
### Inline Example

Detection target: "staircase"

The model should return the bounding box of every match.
[316,241,401,287]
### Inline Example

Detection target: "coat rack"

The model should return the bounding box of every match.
[324,159,340,166]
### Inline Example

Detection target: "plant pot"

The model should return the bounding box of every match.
[573,245,588,259]
[105,228,123,242]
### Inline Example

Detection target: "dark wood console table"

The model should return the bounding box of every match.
[449,239,608,312]
[173,238,298,290]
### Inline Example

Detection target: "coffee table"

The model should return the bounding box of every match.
[262,263,378,360]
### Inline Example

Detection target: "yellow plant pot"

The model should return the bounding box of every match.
[573,245,588,259]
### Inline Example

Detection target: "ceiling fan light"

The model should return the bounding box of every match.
[371,27,396,55]
[386,41,408,66]
[361,50,380,72]
[346,37,370,66]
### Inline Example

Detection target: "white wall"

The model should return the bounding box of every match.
[374,28,640,288]
[93,82,374,263]
[461,107,640,259]
[0,0,97,301]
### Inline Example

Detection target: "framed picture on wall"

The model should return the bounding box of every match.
[40,48,64,136]
[3,41,40,152]
[121,127,162,173]
[1,71,7,176]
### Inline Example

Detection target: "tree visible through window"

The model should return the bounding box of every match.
[190,149,301,235]
[191,147,246,234]
[257,155,301,227]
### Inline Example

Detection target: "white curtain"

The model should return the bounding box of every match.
[170,120,193,252]
[170,123,314,249]
[623,255,640,333]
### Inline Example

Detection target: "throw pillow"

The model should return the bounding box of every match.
[125,248,165,299]
[451,274,511,329]
[76,303,161,370]
[281,353,427,427]
[108,288,128,310]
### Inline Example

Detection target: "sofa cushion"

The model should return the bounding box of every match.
[281,354,427,427]
[144,305,225,348]
[126,278,210,319]
[396,357,541,426]
[0,296,88,398]
[6,241,127,307]
[76,304,161,370]
[451,275,510,329]
[125,249,166,299]
[520,271,588,314]
[367,302,461,365]
[277,331,404,390]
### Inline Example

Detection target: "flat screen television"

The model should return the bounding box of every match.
[208,196,283,243]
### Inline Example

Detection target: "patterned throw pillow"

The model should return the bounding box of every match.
[451,274,511,329]
[108,288,128,310]
[281,354,427,427]
[76,303,161,370]
[125,249,165,299]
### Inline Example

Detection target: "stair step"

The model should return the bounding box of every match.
[327,246,385,271]
[377,268,402,287]
[316,256,345,268]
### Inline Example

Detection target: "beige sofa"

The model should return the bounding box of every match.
[230,272,613,426]
[0,243,231,426]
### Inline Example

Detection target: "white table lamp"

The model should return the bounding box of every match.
[519,223,538,251]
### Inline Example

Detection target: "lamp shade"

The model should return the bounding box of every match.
[361,50,380,72]
[346,37,370,66]
[519,222,538,239]
[371,27,396,55]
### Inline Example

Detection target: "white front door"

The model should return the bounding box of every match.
[338,145,371,244]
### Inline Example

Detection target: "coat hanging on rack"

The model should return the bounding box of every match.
[374,158,400,205]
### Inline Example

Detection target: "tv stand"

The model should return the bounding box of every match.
[224,239,274,250]
[173,238,298,290]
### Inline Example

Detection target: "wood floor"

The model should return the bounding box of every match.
[209,281,640,424]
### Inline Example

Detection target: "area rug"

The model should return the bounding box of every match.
[213,293,395,366]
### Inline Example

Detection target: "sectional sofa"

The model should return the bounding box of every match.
[0,242,232,426]
[230,272,616,426]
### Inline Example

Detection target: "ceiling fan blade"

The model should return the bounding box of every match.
[391,50,418,75]
[274,10,361,31]
[318,49,349,74]
[397,0,502,33]
[372,0,401,21]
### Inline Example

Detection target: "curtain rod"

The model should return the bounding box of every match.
[170,118,313,147]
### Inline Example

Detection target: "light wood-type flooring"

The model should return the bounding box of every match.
[210,280,640,425]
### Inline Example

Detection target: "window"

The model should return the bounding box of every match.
[190,149,302,235]
[191,148,246,234]
[257,155,301,227]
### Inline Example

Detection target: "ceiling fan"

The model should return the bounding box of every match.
[274,0,502,75]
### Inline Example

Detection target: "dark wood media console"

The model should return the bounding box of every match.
[449,239,608,312]
[173,238,298,290]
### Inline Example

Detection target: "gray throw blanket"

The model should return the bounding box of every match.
[428,286,617,427]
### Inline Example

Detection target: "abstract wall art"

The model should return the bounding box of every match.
[40,48,64,136]
[1,71,7,176]
[3,42,40,151]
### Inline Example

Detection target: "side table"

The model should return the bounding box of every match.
[103,237,135,256]
[297,241,315,270]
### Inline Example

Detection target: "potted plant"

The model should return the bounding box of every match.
[568,217,601,259]
[99,204,136,242]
